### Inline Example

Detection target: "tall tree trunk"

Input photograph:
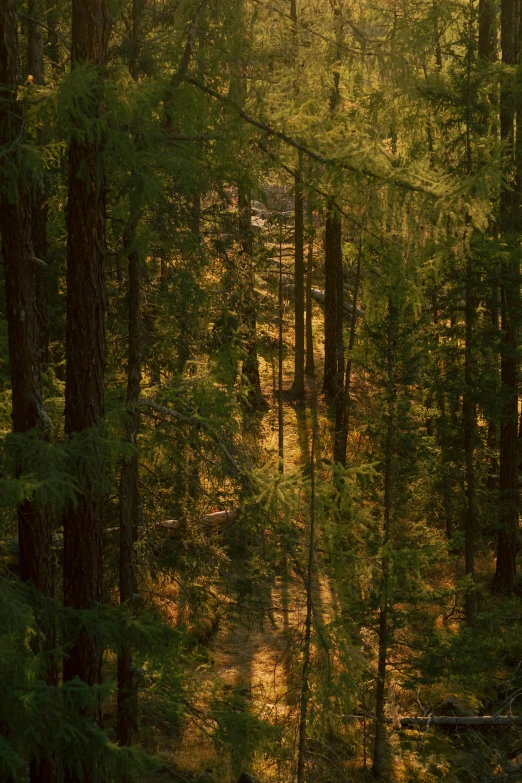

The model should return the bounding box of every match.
[296,389,317,783]
[463,25,477,623]
[494,0,520,593]
[63,2,110,778]
[27,0,49,367]
[117,7,144,747]
[0,2,56,781]
[463,256,477,625]
[305,200,315,376]
[45,0,61,77]
[117,212,142,750]
[323,5,344,401]
[479,0,497,61]
[373,299,396,781]
[238,188,267,410]
[336,251,361,467]
[291,151,305,397]
[323,202,344,400]
[278,215,284,473]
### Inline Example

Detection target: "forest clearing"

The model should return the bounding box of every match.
[2,0,522,781]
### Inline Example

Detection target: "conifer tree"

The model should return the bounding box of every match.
[0,1,56,780]
[494,0,520,593]
[62,0,111,749]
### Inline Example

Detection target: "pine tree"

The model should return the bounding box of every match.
[62,1,111,774]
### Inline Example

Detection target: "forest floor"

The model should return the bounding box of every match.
[148,278,351,782]
[137,219,522,783]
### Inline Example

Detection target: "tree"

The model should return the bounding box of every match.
[494,0,520,593]
[62,0,111,749]
[0,1,56,780]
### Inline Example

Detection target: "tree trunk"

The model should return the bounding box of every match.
[278,216,284,473]
[296,392,317,783]
[238,188,267,410]
[494,0,520,593]
[335,251,361,467]
[305,200,315,376]
[323,4,344,402]
[323,202,344,400]
[45,0,61,77]
[117,217,141,749]
[0,3,56,780]
[117,17,144,744]
[463,257,477,625]
[27,0,49,368]
[373,299,396,781]
[478,0,497,62]
[291,151,305,397]
[62,2,110,778]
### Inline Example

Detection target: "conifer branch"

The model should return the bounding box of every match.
[137,398,242,473]
[171,0,212,89]
[186,75,440,195]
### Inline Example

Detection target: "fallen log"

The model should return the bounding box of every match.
[158,508,239,531]
[342,714,522,727]
[399,715,522,727]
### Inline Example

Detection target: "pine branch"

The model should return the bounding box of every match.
[186,75,441,195]
[136,399,242,473]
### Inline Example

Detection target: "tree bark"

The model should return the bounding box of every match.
[238,188,267,410]
[373,299,396,781]
[45,0,61,77]
[297,392,317,783]
[278,216,284,473]
[62,1,111,777]
[0,3,56,781]
[494,0,520,593]
[27,0,49,368]
[335,251,361,467]
[291,151,305,397]
[117,208,142,752]
[323,4,345,402]
[478,0,497,62]
[323,202,344,400]
[305,200,315,376]
[463,256,477,625]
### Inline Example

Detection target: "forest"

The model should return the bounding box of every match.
[3,0,522,780]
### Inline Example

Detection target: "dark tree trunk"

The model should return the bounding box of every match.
[494,0,520,593]
[463,29,477,622]
[0,3,56,781]
[278,217,284,473]
[117,218,141,749]
[62,1,110,775]
[323,3,344,402]
[335,252,361,467]
[27,0,49,367]
[479,0,497,62]
[323,202,344,400]
[27,0,44,83]
[117,14,144,747]
[305,201,315,376]
[373,299,395,781]
[291,151,305,397]
[296,395,317,783]
[129,0,145,81]
[45,0,61,77]
[191,191,201,237]
[463,257,477,625]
